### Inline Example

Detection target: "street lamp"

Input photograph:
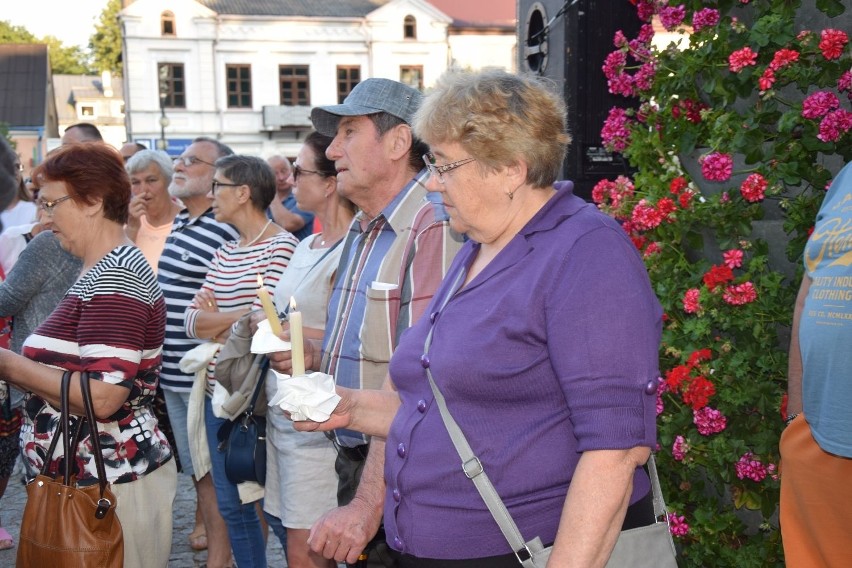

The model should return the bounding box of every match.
[157,65,170,152]
[158,92,169,152]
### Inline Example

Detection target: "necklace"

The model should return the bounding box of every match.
[243,219,272,247]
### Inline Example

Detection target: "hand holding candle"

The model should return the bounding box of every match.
[256,274,283,335]
[289,296,305,376]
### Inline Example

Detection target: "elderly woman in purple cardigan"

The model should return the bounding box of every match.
[296,69,664,568]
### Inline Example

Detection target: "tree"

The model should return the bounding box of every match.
[90,0,124,76]
[0,20,92,74]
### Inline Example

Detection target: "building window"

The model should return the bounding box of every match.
[400,66,423,90]
[279,65,310,106]
[158,63,186,108]
[404,15,417,39]
[80,106,95,117]
[336,66,361,104]
[226,64,252,108]
[161,11,176,36]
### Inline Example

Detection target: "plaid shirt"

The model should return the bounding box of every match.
[322,171,463,447]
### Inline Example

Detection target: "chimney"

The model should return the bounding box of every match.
[102,70,113,97]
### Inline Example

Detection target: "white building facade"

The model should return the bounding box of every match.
[119,0,516,158]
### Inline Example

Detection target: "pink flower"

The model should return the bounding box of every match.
[656,379,667,416]
[723,282,758,305]
[736,452,768,482]
[634,61,658,92]
[613,30,629,48]
[839,71,852,94]
[700,152,734,182]
[659,5,687,30]
[682,288,701,313]
[631,199,664,230]
[672,435,689,461]
[644,242,662,258]
[636,0,655,22]
[740,173,768,202]
[601,107,632,152]
[692,8,720,32]
[729,47,758,73]
[769,48,800,70]
[802,91,840,119]
[693,406,727,435]
[668,513,690,537]
[818,109,852,143]
[759,68,776,91]
[723,249,744,269]
[819,29,848,60]
[602,50,627,80]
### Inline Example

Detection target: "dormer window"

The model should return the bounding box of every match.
[404,15,417,39]
[161,11,176,36]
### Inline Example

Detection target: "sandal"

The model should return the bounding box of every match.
[0,527,13,551]
[188,529,207,551]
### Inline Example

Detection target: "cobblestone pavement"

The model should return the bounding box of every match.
[0,457,286,567]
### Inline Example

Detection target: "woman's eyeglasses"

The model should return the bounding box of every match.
[211,179,242,194]
[293,165,323,181]
[422,153,476,183]
[36,195,72,217]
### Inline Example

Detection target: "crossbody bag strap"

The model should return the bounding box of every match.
[423,270,669,566]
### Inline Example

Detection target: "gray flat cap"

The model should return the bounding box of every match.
[311,78,423,136]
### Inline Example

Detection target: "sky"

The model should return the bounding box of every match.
[4,0,110,48]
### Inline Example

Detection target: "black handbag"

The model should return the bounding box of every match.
[216,356,269,485]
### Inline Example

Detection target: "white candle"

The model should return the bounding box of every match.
[289,296,305,376]
[256,274,283,335]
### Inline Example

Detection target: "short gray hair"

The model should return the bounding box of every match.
[125,149,174,185]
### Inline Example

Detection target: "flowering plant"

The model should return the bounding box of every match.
[597,1,851,566]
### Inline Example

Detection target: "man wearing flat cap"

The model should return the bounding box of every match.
[269,78,463,565]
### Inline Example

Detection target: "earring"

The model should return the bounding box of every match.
[507,190,515,200]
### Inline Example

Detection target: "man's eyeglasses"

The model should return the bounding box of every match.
[174,156,217,168]
[422,153,476,183]
[293,165,323,181]
[36,195,73,217]
[211,179,242,194]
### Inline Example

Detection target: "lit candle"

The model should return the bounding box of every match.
[289,296,305,376]
[256,274,283,335]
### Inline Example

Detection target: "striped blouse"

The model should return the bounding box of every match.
[21,245,171,484]
[184,230,298,388]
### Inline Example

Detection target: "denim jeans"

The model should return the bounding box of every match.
[263,510,288,557]
[204,397,267,568]
[162,388,194,477]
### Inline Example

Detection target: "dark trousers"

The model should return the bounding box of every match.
[335,444,399,568]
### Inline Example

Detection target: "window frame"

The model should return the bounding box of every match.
[278,65,311,106]
[226,64,253,109]
[158,63,186,109]
[336,65,361,104]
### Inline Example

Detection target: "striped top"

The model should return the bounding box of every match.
[157,209,240,392]
[20,245,172,484]
[184,230,298,388]
[322,171,463,447]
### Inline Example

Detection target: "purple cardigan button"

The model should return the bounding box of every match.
[417,399,427,413]
[393,536,403,549]
[420,354,430,368]
[397,443,407,458]
[392,488,401,502]
[644,379,659,395]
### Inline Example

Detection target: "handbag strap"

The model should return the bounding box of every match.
[244,355,271,416]
[422,270,668,565]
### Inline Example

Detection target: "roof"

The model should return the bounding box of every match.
[427,0,515,29]
[198,0,389,18]
[198,0,515,28]
[53,74,125,123]
[0,44,50,128]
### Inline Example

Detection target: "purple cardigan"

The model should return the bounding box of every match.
[383,183,663,559]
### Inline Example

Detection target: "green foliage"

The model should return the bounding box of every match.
[90,0,123,76]
[0,20,92,74]
[596,1,851,565]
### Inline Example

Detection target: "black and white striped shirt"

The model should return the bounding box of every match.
[157,208,239,392]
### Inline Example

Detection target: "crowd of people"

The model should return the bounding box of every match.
[0,67,846,568]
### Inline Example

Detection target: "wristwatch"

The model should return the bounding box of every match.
[784,413,800,426]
